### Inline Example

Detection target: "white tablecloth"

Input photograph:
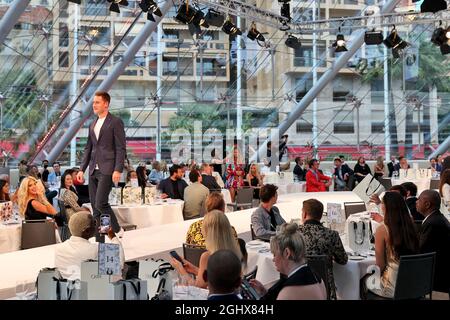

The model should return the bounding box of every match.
[391,177,431,195]
[277,182,306,195]
[0,191,366,299]
[0,222,21,254]
[84,201,185,229]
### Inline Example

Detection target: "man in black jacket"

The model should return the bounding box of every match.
[333,158,353,191]
[200,163,221,191]
[401,182,422,221]
[158,164,188,200]
[416,190,450,295]
[387,155,397,177]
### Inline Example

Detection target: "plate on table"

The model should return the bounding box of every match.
[348,255,365,261]
[247,240,266,247]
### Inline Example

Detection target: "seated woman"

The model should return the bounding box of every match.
[18,176,57,220]
[135,165,149,188]
[354,156,372,183]
[439,169,450,208]
[246,163,264,199]
[148,161,164,185]
[171,210,242,289]
[125,170,138,187]
[366,192,419,298]
[59,171,90,222]
[185,192,238,247]
[249,223,327,300]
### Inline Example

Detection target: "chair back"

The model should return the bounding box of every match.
[429,179,440,190]
[379,178,392,190]
[236,187,254,207]
[57,199,71,242]
[394,252,436,300]
[306,255,331,300]
[182,243,207,267]
[343,201,366,219]
[21,219,57,250]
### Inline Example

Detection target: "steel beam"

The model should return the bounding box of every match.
[0,0,31,45]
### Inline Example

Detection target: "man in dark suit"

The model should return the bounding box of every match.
[387,155,397,177]
[78,91,126,237]
[200,163,221,191]
[333,158,354,191]
[394,156,410,172]
[203,250,242,301]
[401,182,422,221]
[416,190,450,295]
[158,164,188,200]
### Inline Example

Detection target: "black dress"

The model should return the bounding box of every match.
[250,176,260,199]
[25,200,49,220]
[354,163,372,183]
[261,265,322,301]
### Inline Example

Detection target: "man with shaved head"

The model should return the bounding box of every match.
[416,190,450,295]
[202,250,242,301]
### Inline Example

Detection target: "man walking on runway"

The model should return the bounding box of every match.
[77,91,126,239]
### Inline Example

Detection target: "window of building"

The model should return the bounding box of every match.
[370,78,384,104]
[333,110,354,134]
[295,78,313,101]
[59,23,69,47]
[296,113,313,133]
[294,44,326,67]
[371,110,385,133]
[59,51,69,68]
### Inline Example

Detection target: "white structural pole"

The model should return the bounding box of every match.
[70,4,79,167]
[236,15,242,141]
[156,22,163,161]
[383,26,390,161]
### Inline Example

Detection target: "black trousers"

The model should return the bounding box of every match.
[88,170,120,237]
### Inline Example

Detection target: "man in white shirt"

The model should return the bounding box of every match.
[55,211,124,280]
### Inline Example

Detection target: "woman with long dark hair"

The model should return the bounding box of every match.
[439,169,450,207]
[368,191,419,298]
[59,170,90,222]
[135,166,148,188]
[0,179,10,201]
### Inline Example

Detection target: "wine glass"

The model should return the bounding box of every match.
[15,281,29,300]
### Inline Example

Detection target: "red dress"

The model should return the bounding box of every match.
[305,169,330,192]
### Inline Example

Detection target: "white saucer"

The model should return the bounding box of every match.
[348,255,365,261]
[247,240,265,246]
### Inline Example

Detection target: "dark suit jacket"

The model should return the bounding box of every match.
[158,177,188,200]
[201,174,221,191]
[387,161,395,177]
[333,165,353,180]
[419,210,450,293]
[406,197,422,221]
[293,164,305,181]
[393,163,410,172]
[207,293,241,301]
[80,112,126,176]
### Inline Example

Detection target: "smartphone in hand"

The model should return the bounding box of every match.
[169,250,184,265]
[99,214,110,234]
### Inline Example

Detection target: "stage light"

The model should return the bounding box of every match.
[140,0,163,16]
[192,10,209,28]
[333,34,348,52]
[247,23,265,42]
[280,3,291,22]
[222,19,242,36]
[364,30,383,45]
[175,3,196,24]
[107,0,128,13]
[285,34,301,49]
[431,27,450,55]
[205,9,225,27]
[420,0,447,13]
[279,20,290,31]
[383,27,408,58]
[140,0,162,21]
[67,0,81,4]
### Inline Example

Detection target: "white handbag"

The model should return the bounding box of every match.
[352,174,385,203]
[143,186,156,205]
[109,187,122,206]
[138,259,176,300]
[112,279,148,300]
[36,268,86,300]
[0,200,13,222]
[122,187,143,205]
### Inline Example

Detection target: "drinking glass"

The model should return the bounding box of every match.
[15,281,29,300]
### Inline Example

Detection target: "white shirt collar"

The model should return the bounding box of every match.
[287,264,308,278]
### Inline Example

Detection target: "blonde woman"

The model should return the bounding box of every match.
[18,176,57,220]
[374,156,385,180]
[171,210,242,289]
[246,163,264,199]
